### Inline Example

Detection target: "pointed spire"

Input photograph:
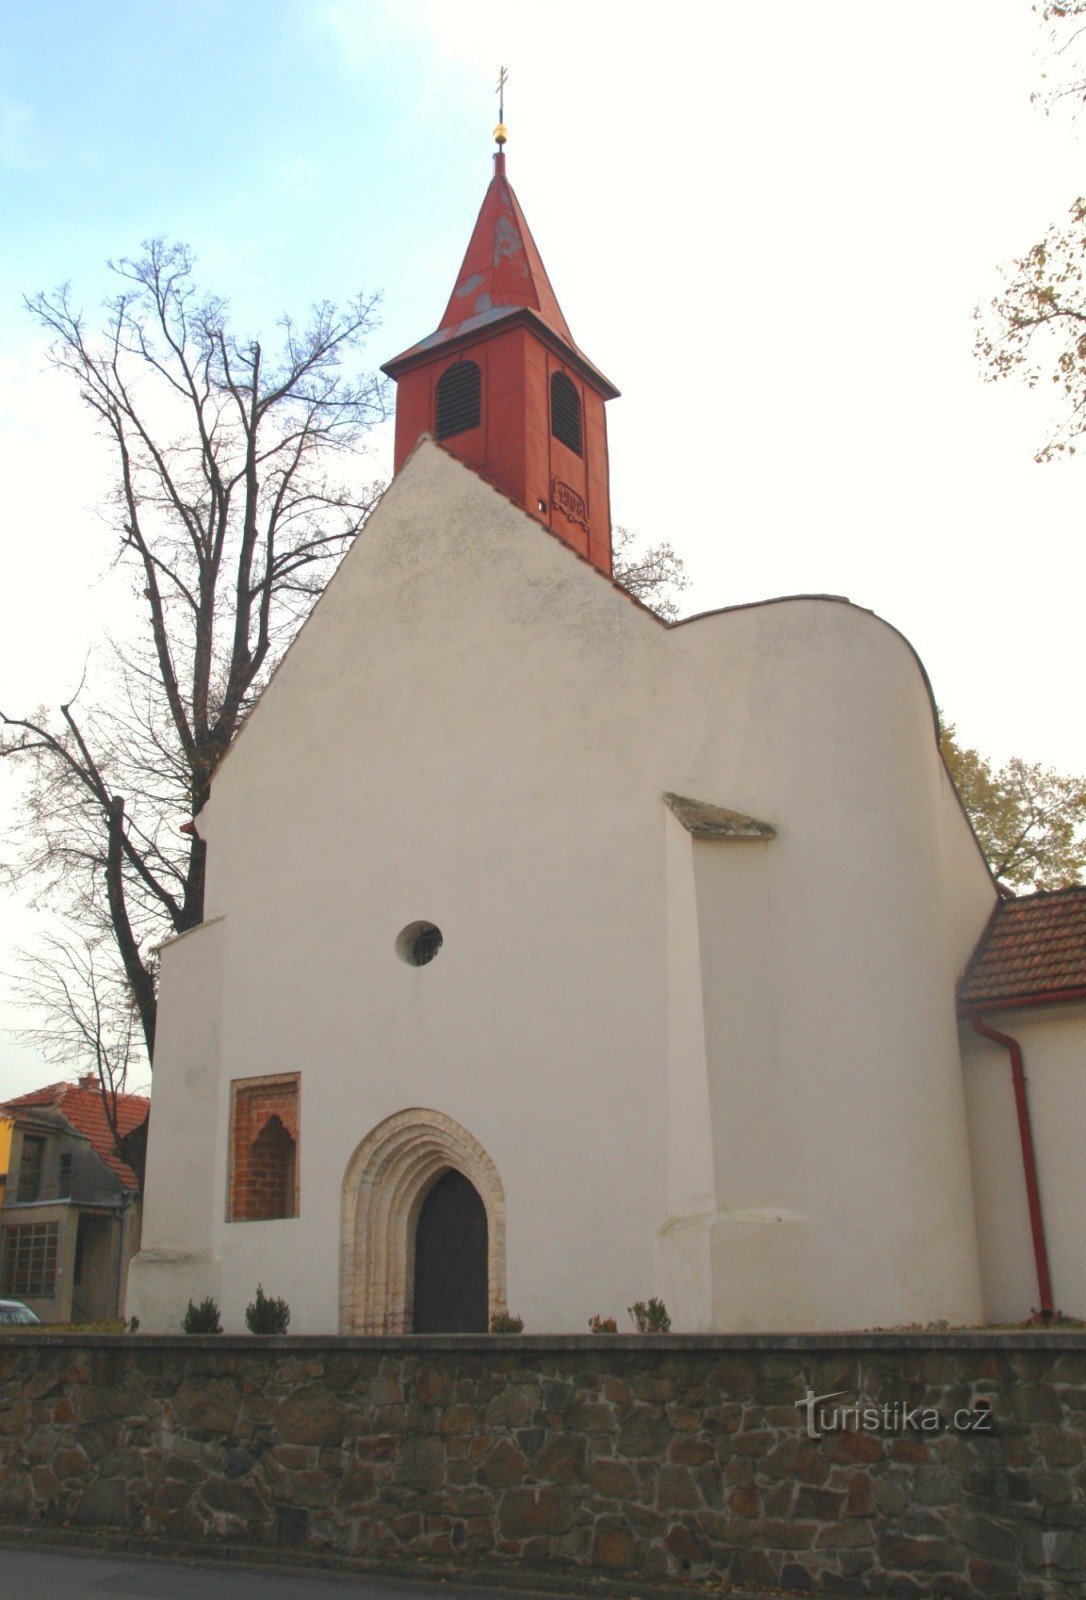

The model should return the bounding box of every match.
[429,67,575,345]
[383,95,616,399]
[381,106,618,576]
[436,161,574,345]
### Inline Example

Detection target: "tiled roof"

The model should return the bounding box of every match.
[1,1080,149,1190]
[959,887,1086,1009]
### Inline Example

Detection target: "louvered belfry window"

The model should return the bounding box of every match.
[550,371,583,456]
[436,360,482,439]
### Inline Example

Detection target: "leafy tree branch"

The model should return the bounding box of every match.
[941,721,1086,891]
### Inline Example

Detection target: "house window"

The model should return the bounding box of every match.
[228,1075,300,1222]
[59,1153,73,1195]
[1,1222,59,1298]
[17,1136,45,1203]
[436,360,482,439]
[550,371,583,456]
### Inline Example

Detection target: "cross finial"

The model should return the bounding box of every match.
[493,65,508,150]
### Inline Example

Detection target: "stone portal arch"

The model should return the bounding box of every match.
[339,1108,507,1334]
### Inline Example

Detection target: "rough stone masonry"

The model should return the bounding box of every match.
[1,1331,1084,1598]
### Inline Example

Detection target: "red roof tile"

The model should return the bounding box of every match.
[958,887,1086,1010]
[2,1080,149,1190]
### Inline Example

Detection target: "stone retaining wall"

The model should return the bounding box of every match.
[1,1332,1084,1598]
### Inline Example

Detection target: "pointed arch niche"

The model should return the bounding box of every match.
[339,1108,507,1334]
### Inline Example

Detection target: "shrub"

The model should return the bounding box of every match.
[628,1297,671,1334]
[490,1312,524,1333]
[181,1297,222,1334]
[245,1284,290,1335]
[588,1314,618,1333]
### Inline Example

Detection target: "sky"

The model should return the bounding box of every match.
[1,0,1085,1098]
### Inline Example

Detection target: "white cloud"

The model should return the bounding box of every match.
[0,97,37,172]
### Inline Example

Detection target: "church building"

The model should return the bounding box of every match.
[128,131,1085,1336]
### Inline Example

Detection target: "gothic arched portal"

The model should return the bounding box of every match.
[412,1169,489,1332]
[339,1108,506,1334]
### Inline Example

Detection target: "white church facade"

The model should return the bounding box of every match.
[128,142,1085,1337]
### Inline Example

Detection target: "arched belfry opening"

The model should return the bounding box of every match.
[339,1109,506,1334]
[435,359,482,440]
[550,370,582,455]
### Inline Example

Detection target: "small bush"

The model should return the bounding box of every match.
[628,1297,671,1334]
[245,1284,290,1335]
[182,1297,222,1335]
[588,1314,618,1333]
[490,1312,524,1333]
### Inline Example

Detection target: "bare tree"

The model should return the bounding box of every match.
[10,930,146,1178]
[2,240,386,1088]
[612,524,690,621]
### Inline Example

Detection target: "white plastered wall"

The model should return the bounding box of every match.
[961,1002,1086,1323]
[656,595,994,1330]
[132,441,994,1333]
[126,918,224,1328]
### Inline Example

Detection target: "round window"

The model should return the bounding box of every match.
[396,921,444,967]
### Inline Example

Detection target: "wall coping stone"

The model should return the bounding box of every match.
[3,1328,1085,1351]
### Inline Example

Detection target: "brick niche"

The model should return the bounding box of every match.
[228,1074,299,1222]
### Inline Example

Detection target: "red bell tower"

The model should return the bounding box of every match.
[382,131,619,577]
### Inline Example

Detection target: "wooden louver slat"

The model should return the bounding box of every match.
[436,360,482,439]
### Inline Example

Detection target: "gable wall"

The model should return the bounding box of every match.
[136,445,994,1333]
[169,448,673,1332]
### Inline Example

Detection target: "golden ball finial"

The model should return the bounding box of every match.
[493,122,508,147]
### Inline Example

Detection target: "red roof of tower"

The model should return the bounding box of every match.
[383,153,618,398]
[2,1079,149,1191]
[437,166,574,343]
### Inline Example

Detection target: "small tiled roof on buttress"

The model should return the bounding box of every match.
[1,1080,149,1190]
[958,886,1086,1009]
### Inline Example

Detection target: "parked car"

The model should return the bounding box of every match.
[0,1299,40,1325]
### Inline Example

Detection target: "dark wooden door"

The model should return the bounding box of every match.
[412,1169,488,1333]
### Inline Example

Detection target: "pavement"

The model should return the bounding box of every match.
[0,1539,841,1600]
[0,1547,577,1600]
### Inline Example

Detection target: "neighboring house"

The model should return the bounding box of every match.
[0,1077,148,1323]
[959,887,1086,1325]
[0,1116,11,1213]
